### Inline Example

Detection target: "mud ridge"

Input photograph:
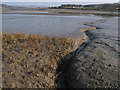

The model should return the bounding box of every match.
[55,18,118,88]
[64,21,118,88]
[55,20,101,88]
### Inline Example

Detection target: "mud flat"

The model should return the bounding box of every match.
[63,17,119,88]
[2,11,119,88]
[2,13,101,88]
[2,9,119,17]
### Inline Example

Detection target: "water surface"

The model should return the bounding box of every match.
[2,12,103,37]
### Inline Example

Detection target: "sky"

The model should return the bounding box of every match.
[0,0,120,3]
[1,0,119,7]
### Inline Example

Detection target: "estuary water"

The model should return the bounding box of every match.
[2,12,103,37]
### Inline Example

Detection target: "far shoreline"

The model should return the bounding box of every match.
[2,9,119,17]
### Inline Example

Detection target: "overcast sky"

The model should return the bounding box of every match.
[1,0,119,7]
[1,0,119,3]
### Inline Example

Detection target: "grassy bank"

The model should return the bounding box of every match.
[2,33,75,88]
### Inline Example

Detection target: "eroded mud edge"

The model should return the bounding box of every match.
[55,20,101,88]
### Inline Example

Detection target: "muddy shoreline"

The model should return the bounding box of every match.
[2,9,119,17]
[56,18,119,88]
[2,12,119,88]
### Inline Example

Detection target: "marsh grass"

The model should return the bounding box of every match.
[2,33,75,88]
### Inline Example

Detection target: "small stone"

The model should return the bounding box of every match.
[28,51,33,54]
[108,64,111,67]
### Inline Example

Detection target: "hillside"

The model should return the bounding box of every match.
[49,3,120,12]
[1,4,35,11]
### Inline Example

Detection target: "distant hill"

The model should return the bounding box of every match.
[1,4,36,11]
[119,1,120,4]
[1,3,120,12]
[49,3,120,12]
[1,4,48,11]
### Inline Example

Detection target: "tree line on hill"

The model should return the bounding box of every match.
[49,3,120,12]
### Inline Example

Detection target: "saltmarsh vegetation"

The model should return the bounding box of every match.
[2,33,75,88]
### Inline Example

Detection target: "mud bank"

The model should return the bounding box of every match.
[64,30,118,88]
[2,15,119,88]
[56,17,119,88]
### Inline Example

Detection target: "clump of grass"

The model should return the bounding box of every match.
[2,33,75,88]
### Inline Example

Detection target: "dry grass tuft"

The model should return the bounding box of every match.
[2,33,75,88]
